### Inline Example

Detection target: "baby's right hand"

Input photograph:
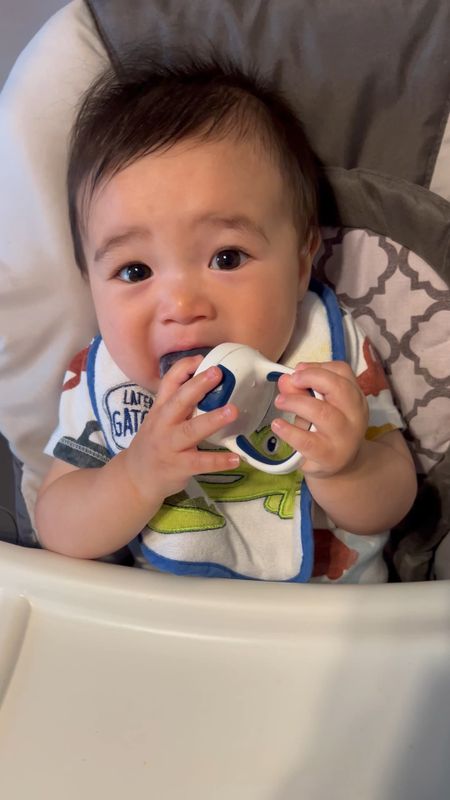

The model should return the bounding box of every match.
[122,355,240,504]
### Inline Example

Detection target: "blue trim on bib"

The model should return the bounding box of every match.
[140,543,253,580]
[86,336,115,458]
[309,278,347,361]
[86,335,102,425]
[292,481,314,582]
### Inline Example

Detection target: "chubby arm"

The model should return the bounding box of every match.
[36,357,239,559]
[303,430,416,534]
[35,452,158,558]
[272,362,417,535]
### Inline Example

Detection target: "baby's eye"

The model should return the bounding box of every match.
[210,249,248,271]
[117,263,152,283]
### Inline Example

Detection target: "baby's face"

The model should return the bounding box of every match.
[83,135,317,391]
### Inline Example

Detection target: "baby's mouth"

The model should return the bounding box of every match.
[159,347,212,377]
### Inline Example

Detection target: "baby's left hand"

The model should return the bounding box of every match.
[272,361,369,478]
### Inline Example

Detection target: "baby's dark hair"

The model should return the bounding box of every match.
[68,55,319,273]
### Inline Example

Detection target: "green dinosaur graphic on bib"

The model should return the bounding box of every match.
[149,427,302,534]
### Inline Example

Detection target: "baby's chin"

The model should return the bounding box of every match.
[119,366,159,394]
[141,373,160,394]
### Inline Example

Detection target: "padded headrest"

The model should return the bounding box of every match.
[88,0,450,275]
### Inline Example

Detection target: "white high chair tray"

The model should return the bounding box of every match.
[0,540,449,799]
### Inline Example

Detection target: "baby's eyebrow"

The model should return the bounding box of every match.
[93,214,269,262]
[194,213,270,243]
[94,226,150,262]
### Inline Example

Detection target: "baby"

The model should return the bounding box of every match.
[35,58,417,582]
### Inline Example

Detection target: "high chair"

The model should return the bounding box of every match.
[0,2,449,797]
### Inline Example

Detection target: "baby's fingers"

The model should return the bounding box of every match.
[275,392,339,435]
[184,446,241,475]
[270,417,324,464]
[287,362,362,404]
[155,355,207,404]
[156,361,225,420]
[172,403,239,452]
[278,365,367,434]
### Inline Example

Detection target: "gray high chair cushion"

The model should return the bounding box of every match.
[88,0,450,275]
[0,0,449,578]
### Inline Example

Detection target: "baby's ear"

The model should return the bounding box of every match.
[302,225,321,261]
[297,226,321,298]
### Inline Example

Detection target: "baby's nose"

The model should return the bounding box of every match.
[160,280,214,325]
